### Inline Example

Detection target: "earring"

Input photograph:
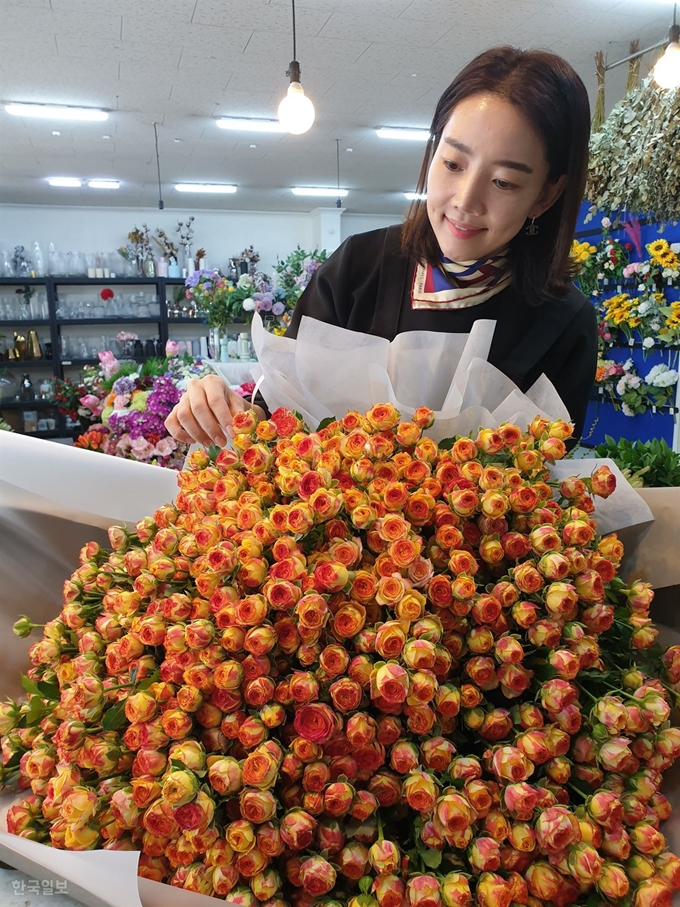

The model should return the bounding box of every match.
[525,217,539,236]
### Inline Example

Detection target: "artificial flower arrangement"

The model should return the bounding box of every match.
[273,247,328,327]
[72,348,209,468]
[187,270,284,330]
[3,403,680,907]
[594,356,678,417]
[570,219,631,300]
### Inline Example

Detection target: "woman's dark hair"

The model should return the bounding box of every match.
[401,46,591,302]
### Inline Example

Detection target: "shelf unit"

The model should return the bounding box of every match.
[0,275,208,439]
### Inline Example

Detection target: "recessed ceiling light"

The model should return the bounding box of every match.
[216,117,286,133]
[249,144,257,149]
[291,187,348,198]
[376,127,430,141]
[175,183,237,194]
[405,191,427,201]
[411,72,418,77]
[47,177,82,187]
[6,103,108,121]
[173,138,182,143]
[88,179,119,189]
[346,147,353,152]
[52,130,61,136]
[102,134,111,140]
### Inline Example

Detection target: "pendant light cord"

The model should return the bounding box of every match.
[153,121,164,210]
[292,0,297,61]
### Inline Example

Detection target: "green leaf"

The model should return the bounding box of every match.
[438,437,455,451]
[102,699,128,731]
[420,848,443,869]
[317,417,336,431]
[208,444,221,463]
[137,669,160,691]
[36,681,60,701]
[21,675,43,697]
[24,697,48,726]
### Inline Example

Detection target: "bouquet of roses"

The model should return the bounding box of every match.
[2,405,680,907]
[74,353,210,468]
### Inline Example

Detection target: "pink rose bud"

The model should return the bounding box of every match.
[368,839,400,874]
[596,861,630,898]
[407,874,442,907]
[475,872,512,907]
[299,855,336,896]
[468,835,501,873]
[566,841,603,885]
[374,874,406,907]
[591,464,616,498]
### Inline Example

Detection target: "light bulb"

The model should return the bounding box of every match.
[653,41,680,89]
[278,82,315,135]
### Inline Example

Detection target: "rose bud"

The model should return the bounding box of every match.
[421,736,456,772]
[468,836,501,874]
[337,841,369,880]
[390,740,420,774]
[601,826,631,861]
[436,792,476,833]
[407,874,442,907]
[346,712,377,748]
[324,782,354,817]
[590,464,616,498]
[374,874,407,907]
[491,746,534,783]
[475,872,512,907]
[402,770,437,813]
[513,563,544,595]
[299,855,336,897]
[632,878,673,907]
[369,839,400,875]
[280,808,318,851]
[525,862,563,901]
[629,823,665,856]
[654,852,680,890]
[349,790,379,822]
[503,783,539,821]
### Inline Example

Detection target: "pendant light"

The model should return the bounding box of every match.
[653,4,680,90]
[277,0,315,135]
[604,3,680,91]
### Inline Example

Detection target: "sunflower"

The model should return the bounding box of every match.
[659,250,679,268]
[648,239,669,258]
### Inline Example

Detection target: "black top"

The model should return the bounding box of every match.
[281,225,598,439]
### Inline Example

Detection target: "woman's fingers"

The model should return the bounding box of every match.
[165,376,229,446]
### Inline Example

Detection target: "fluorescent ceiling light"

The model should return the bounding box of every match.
[6,103,108,121]
[216,117,286,133]
[405,192,427,201]
[291,187,348,197]
[175,183,237,194]
[88,179,119,189]
[47,177,82,187]
[376,127,430,141]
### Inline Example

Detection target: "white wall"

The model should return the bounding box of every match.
[0,205,402,274]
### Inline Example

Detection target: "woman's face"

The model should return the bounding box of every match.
[426,93,565,262]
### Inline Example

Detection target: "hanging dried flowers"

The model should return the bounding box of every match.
[585,77,680,224]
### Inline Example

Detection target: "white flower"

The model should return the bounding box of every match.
[622,403,635,417]
[624,358,634,372]
[242,297,255,312]
[643,337,655,349]
[671,243,680,254]
[237,274,253,289]
[651,320,661,330]
[638,284,646,293]
[646,364,678,388]
[601,217,612,229]
[637,300,653,315]
[616,378,627,395]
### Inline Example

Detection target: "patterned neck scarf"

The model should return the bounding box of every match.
[411,249,512,310]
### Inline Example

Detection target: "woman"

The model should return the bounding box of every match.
[167,45,596,448]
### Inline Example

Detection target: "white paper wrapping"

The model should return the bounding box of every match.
[0,431,179,530]
[250,313,571,442]
[0,798,236,907]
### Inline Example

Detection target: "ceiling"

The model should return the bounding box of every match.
[0,0,675,215]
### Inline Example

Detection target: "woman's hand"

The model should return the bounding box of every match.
[165,375,265,447]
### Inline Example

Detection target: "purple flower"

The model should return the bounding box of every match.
[272,302,285,316]
[112,376,136,396]
[254,292,273,313]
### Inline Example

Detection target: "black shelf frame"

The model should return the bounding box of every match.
[0,275,209,439]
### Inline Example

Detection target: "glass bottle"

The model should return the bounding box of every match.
[32,242,45,277]
[20,373,34,400]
